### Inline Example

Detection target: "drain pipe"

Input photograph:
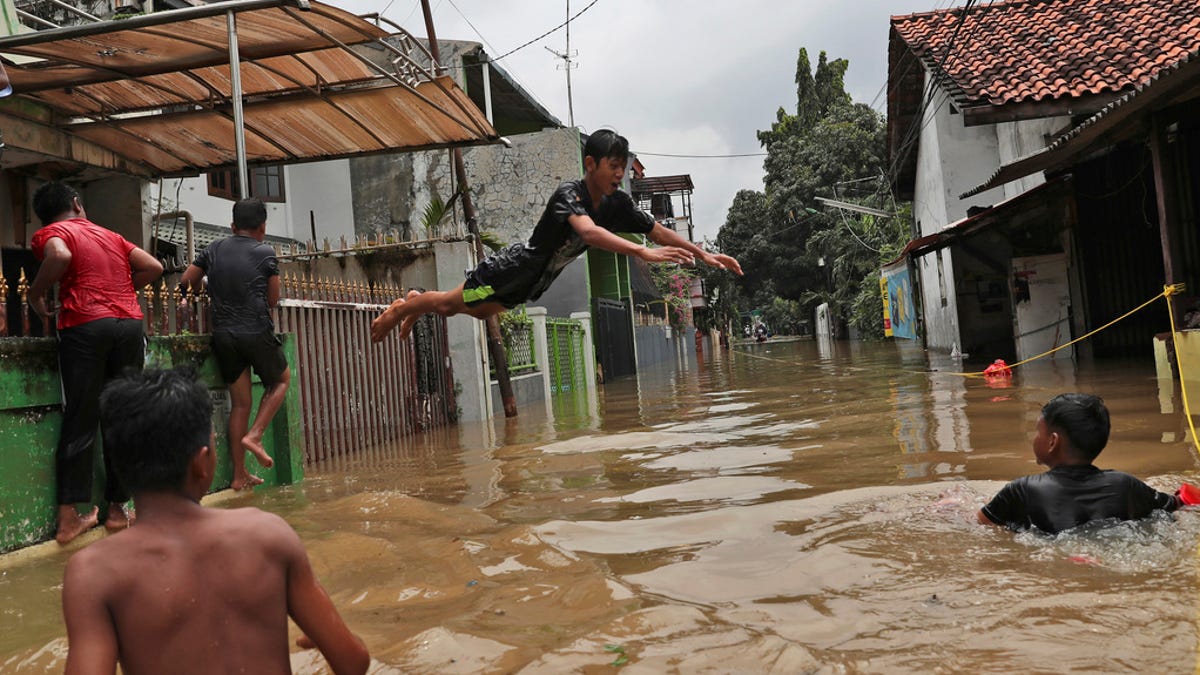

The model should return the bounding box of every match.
[152,210,195,269]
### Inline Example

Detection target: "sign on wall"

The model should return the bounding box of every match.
[881,260,918,340]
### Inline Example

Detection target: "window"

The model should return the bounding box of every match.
[207,165,286,202]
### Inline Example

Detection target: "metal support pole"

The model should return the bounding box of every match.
[227,10,249,199]
[421,0,516,417]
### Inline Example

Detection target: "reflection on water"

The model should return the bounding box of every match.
[3,340,1200,672]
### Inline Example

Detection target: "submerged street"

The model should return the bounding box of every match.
[4,339,1200,672]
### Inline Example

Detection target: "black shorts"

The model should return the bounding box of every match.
[462,243,545,309]
[212,330,288,386]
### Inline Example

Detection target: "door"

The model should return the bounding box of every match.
[1011,253,1072,362]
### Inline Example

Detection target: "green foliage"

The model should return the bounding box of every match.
[478,230,506,252]
[717,46,912,338]
[420,194,451,236]
[649,264,696,331]
[497,305,529,341]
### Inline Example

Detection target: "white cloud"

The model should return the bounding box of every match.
[337,0,938,241]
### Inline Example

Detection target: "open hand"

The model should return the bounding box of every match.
[640,245,694,266]
[701,252,743,275]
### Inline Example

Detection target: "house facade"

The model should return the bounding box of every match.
[888,0,1200,364]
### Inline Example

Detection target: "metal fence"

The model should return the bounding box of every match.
[5,268,457,465]
[546,317,587,393]
[275,274,456,466]
[493,311,537,378]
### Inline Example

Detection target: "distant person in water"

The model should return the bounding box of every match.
[370,129,742,343]
[977,393,1198,534]
[61,368,369,675]
[181,198,290,490]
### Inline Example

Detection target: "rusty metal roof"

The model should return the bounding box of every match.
[630,174,693,197]
[0,0,498,177]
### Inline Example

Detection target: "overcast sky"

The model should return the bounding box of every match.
[337,0,943,242]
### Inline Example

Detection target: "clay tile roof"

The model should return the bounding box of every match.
[891,0,1200,107]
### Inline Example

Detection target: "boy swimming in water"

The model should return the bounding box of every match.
[977,393,1192,534]
[61,368,369,675]
[370,129,742,342]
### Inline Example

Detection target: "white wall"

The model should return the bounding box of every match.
[159,159,354,243]
[995,117,1068,200]
[910,71,1059,352]
[284,159,354,243]
[160,175,281,234]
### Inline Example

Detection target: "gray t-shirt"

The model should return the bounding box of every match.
[193,234,278,335]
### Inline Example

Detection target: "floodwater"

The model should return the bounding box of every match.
[4,338,1200,673]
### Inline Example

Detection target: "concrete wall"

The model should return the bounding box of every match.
[159,175,282,235]
[995,117,1067,201]
[161,162,356,245]
[0,334,303,553]
[634,325,696,370]
[348,126,580,247]
[284,159,355,243]
[531,260,590,317]
[489,372,545,417]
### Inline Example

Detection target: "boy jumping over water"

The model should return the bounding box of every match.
[62,368,369,675]
[370,129,742,342]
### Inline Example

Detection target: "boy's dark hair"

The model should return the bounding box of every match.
[583,129,630,165]
[232,197,268,232]
[1042,393,1110,460]
[100,368,213,493]
[32,181,80,225]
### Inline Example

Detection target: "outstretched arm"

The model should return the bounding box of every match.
[284,527,369,675]
[568,214,694,265]
[647,222,743,275]
[63,553,119,675]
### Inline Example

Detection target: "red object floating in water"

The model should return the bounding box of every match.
[983,359,1012,377]
[1175,483,1200,505]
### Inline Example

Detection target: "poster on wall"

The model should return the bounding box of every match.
[881,260,917,340]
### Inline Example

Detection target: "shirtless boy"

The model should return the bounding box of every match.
[371,129,741,342]
[61,368,368,675]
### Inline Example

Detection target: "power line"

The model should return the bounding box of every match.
[443,0,499,55]
[491,0,602,63]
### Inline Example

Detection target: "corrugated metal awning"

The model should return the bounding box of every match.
[0,0,498,177]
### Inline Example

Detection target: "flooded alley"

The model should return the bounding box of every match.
[4,339,1200,673]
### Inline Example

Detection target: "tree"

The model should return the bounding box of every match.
[718,47,910,337]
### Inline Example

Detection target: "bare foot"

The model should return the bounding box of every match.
[56,506,99,545]
[242,433,275,468]
[104,503,135,533]
[371,297,407,343]
[231,472,265,491]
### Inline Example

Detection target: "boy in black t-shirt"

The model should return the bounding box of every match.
[181,198,290,490]
[370,129,743,342]
[977,393,1194,534]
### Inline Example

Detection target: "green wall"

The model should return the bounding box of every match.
[0,334,303,553]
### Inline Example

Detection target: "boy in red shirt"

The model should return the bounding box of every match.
[29,181,163,544]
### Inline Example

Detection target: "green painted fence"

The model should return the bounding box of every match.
[0,334,303,553]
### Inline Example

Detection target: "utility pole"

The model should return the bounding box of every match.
[421,0,518,417]
[545,0,577,127]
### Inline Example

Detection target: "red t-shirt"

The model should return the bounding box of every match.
[31,217,143,329]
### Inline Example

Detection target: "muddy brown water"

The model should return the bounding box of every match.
[4,338,1200,673]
